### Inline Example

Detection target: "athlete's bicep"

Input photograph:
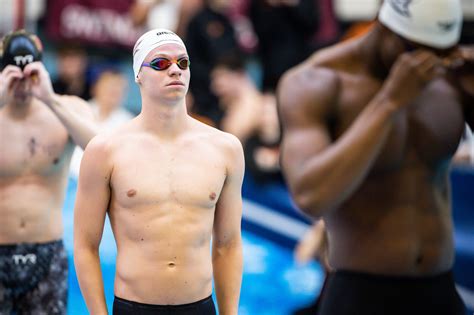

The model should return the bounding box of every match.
[277,66,338,188]
[281,123,332,182]
[213,135,244,246]
[58,95,95,120]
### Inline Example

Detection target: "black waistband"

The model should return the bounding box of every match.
[114,295,213,309]
[319,269,466,315]
[0,240,63,254]
[332,269,454,283]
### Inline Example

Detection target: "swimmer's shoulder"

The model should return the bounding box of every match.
[279,39,356,91]
[277,40,362,119]
[189,118,243,157]
[84,119,141,155]
[278,56,343,120]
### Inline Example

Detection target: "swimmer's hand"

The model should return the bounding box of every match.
[0,65,24,108]
[445,46,474,98]
[23,61,55,106]
[443,45,474,69]
[381,50,445,110]
[295,220,328,267]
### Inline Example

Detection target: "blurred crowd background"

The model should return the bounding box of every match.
[1,0,473,181]
[1,0,474,313]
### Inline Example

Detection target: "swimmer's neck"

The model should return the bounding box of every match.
[138,98,190,138]
[4,98,35,119]
[353,22,391,80]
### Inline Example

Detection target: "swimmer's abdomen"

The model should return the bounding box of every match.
[325,164,454,276]
[109,202,214,305]
[113,234,213,305]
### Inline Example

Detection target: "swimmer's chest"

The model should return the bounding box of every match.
[111,139,227,209]
[336,76,465,168]
[0,111,71,177]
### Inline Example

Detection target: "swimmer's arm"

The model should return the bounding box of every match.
[277,67,397,218]
[464,93,474,132]
[24,62,98,150]
[0,65,24,108]
[74,136,112,315]
[47,94,97,149]
[458,73,474,130]
[448,45,474,129]
[213,134,244,315]
[451,74,474,130]
[294,219,327,266]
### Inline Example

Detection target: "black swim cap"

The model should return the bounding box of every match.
[1,30,42,71]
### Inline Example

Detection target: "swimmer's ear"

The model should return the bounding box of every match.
[135,74,141,84]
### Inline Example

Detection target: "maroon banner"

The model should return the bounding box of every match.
[46,0,145,49]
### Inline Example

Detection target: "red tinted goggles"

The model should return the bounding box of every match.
[142,57,190,71]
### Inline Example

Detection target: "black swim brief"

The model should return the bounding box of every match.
[0,240,68,315]
[318,269,468,315]
[113,295,217,315]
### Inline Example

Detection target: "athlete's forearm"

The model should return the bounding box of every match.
[46,94,98,149]
[290,92,399,217]
[460,79,474,129]
[212,239,243,315]
[74,246,108,315]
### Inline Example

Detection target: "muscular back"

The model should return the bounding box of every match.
[279,41,467,275]
[0,100,74,243]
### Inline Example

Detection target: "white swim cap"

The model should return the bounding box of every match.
[132,28,186,80]
[378,0,463,49]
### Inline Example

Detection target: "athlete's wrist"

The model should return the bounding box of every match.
[44,93,60,109]
[372,91,402,118]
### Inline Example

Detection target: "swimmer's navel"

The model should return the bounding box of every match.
[127,189,137,197]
